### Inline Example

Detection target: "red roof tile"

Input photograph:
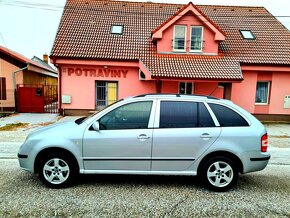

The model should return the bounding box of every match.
[51,0,290,80]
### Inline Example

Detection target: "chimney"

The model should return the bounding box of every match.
[43,54,48,64]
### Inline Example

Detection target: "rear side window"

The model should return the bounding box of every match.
[159,101,215,128]
[208,103,249,127]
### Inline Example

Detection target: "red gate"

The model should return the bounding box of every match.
[17,84,45,113]
[17,84,58,113]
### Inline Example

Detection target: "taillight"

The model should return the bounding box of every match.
[261,133,268,152]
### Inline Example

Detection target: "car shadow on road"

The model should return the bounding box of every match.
[74,174,201,188]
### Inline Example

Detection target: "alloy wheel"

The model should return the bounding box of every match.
[43,158,70,185]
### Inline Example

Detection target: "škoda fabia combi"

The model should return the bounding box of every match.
[18,94,270,191]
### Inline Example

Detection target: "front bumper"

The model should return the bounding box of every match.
[18,153,34,173]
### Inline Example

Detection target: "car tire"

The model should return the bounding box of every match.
[201,156,238,192]
[38,153,77,188]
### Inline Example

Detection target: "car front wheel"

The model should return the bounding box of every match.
[38,153,76,188]
[201,156,238,192]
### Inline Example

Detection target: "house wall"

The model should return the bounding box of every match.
[0,58,23,109]
[23,70,57,86]
[60,65,156,110]
[232,70,290,115]
[157,11,219,54]
[158,80,223,98]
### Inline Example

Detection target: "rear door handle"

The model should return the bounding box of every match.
[200,133,213,139]
[137,134,151,140]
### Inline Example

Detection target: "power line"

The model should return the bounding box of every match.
[1,1,290,18]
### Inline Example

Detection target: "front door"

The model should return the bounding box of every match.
[152,100,221,171]
[83,101,155,171]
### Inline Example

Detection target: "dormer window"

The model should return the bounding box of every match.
[190,26,203,52]
[240,30,255,40]
[173,25,186,51]
[111,25,124,35]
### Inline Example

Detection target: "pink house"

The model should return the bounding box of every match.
[50,0,290,120]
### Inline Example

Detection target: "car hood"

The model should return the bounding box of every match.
[27,121,78,139]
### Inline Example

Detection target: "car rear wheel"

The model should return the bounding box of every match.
[38,153,76,188]
[201,156,238,192]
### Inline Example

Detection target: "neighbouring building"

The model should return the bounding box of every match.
[0,46,58,113]
[50,0,290,120]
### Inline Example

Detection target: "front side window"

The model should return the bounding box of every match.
[179,82,193,94]
[190,26,203,51]
[99,101,152,130]
[159,101,215,128]
[208,103,249,127]
[173,25,186,51]
[255,82,270,104]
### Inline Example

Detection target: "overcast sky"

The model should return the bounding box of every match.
[0,0,289,60]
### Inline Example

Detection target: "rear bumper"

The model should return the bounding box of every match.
[240,151,271,174]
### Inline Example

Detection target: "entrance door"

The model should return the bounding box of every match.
[96,81,118,111]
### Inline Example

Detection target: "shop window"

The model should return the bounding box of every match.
[159,101,215,128]
[179,82,193,94]
[190,26,203,52]
[96,81,118,110]
[255,82,270,104]
[173,25,186,51]
[0,77,7,100]
[99,101,153,130]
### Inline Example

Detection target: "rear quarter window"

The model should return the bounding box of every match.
[208,103,249,127]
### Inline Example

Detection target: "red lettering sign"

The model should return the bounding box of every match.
[66,68,129,78]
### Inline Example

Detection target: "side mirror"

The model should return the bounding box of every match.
[92,121,100,131]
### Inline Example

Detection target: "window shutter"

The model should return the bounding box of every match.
[0,77,7,100]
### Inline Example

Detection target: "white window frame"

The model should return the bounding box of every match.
[178,82,194,94]
[111,25,124,35]
[173,25,187,52]
[255,81,270,105]
[190,26,203,52]
[240,30,255,40]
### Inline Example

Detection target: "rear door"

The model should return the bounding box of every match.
[151,100,221,171]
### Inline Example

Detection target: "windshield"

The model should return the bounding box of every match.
[75,99,124,125]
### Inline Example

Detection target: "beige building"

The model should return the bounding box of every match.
[0,46,58,113]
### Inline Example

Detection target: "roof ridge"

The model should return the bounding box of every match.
[90,0,265,9]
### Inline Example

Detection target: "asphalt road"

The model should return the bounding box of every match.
[0,123,290,217]
[0,159,289,217]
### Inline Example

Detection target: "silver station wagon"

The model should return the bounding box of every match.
[18,94,270,191]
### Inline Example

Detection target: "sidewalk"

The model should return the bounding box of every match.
[0,113,59,127]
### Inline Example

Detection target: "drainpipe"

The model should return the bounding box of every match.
[56,65,63,115]
[12,65,28,112]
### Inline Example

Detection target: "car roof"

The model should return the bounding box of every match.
[130,93,220,100]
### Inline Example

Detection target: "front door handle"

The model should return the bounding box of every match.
[200,133,213,139]
[137,134,151,140]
